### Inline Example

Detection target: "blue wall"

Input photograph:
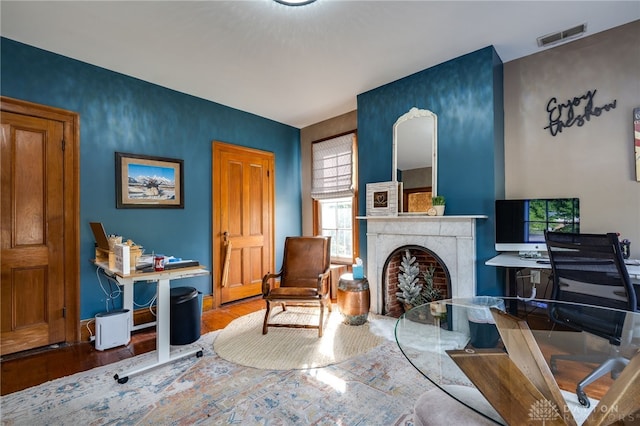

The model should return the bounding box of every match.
[357,46,505,295]
[1,38,302,319]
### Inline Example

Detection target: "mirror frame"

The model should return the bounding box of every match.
[392,107,438,203]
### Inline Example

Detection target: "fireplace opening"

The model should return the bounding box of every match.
[382,244,450,317]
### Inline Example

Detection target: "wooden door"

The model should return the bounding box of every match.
[213,142,274,306]
[1,97,80,356]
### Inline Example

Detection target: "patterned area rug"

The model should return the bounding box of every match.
[214,307,385,369]
[0,315,433,425]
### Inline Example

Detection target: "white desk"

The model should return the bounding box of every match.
[486,252,640,277]
[94,262,209,383]
[486,252,640,312]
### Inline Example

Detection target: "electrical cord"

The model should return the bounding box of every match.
[517,282,537,302]
[515,269,538,318]
[86,319,95,342]
[515,269,554,318]
[515,269,535,297]
[132,292,157,309]
[148,297,157,318]
[96,267,157,314]
[95,267,122,312]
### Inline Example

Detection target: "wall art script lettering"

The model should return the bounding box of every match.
[544,89,617,136]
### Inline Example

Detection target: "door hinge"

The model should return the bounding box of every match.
[62,306,67,318]
[267,170,270,177]
[61,139,66,151]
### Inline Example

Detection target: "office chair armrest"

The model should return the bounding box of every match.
[262,271,283,296]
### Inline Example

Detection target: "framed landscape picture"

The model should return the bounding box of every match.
[115,152,184,208]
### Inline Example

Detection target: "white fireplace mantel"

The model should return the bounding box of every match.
[358,214,487,314]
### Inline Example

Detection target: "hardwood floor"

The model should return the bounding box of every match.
[0,297,265,396]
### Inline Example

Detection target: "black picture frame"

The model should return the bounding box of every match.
[115,152,184,209]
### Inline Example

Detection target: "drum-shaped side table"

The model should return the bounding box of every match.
[337,273,370,325]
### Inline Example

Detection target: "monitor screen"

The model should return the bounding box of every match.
[495,198,580,253]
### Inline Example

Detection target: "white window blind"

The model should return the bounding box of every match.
[311,133,354,200]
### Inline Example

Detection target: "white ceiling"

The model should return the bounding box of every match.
[1,1,638,128]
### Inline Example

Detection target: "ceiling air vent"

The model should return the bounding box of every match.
[537,23,587,47]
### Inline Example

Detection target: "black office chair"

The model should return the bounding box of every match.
[544,231,637,407]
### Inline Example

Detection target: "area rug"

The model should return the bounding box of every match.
[0,318,434,425]
[213,307,386,370]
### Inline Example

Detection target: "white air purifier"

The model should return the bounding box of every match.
[95,309,131,351]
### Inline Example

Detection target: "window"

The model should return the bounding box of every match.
[312,132,358,263]
[318,197,353,262]
[524,198,580,242]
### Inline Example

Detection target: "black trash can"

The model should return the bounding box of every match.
[170,286,201,345]
[466,296,505,348]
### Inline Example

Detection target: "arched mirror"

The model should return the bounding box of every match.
[392,107,437,213]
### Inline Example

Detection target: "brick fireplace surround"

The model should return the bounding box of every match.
[384,247,450,317]
[362,215,487,315]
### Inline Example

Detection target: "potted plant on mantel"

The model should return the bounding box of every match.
[432,195,445,216]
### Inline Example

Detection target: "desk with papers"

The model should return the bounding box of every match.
[93,261,209,383]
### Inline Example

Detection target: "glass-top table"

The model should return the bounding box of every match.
[395,297,640,425]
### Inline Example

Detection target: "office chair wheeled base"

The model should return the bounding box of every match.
[552,353,628,408]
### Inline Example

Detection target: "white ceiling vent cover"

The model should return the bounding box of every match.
[537,23,587,47]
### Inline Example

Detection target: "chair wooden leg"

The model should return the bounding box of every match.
[262,301,271,335]
[318,303,324,337]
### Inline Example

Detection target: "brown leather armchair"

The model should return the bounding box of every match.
[262,236,332,337]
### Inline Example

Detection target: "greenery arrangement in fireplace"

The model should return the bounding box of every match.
[396,249,442,309]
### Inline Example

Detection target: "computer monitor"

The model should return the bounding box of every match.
[495,198,580,255]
